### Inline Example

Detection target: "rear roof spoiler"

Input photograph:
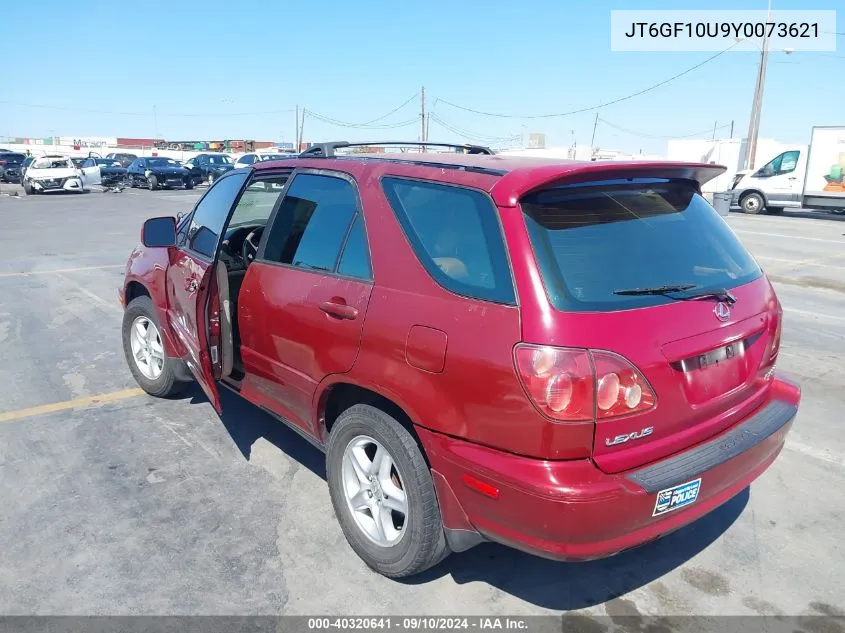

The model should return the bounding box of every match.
[490,161,727,207]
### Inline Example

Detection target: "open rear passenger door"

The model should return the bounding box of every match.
[165,169,251,412]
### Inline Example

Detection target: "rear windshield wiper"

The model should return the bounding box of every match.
[613,284,736,304]
[613,284,697,296]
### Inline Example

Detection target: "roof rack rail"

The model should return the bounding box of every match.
[298,141,494,158]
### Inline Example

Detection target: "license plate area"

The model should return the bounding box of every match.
[673,337,756,404]
[681,340,745,371]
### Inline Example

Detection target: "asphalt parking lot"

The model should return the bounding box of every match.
[0,185,843,622]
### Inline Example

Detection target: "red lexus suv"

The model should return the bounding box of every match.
[119,142,800,578]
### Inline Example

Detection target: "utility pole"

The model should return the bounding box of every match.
[420,86,426,147]
[590,112,599,154]
[730,120,734,139]
[744,0,772,170]
[712,120,718,140]
[298,109,306,150]
[295,105,299,150]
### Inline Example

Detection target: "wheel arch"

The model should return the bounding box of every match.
[123,275,184,358]
[316,379,430,466]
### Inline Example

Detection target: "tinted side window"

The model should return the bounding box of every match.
[262,174,357,272]
[337,214,372,280]
[381,177,515,304]
[185,171,250,258]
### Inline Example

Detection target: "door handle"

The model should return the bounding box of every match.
[186,277,199,293]
[319,301,358,320]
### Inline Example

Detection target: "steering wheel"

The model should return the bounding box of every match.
[242,227,264,264]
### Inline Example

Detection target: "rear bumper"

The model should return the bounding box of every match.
[419,376,799,561]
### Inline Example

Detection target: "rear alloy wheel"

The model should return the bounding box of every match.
[122,296,186,397]
[326,404,449,578]
[741,192,765,215]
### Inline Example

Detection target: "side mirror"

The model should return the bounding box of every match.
[142,216,177,248]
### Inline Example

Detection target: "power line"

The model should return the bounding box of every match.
[304,110,417,130]
[434,41,742,119]
[303,93,419,129]
[428,114,521,145]
[598,118,732,140]
[0,100,295,118]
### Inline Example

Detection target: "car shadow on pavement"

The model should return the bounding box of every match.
[182,383,326,479]
[405,488,749,611]
[181,383,748,611]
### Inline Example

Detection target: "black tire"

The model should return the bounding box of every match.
[740,192,765,215]
[326,404,449,578]
[184,178,193,190]
[22,182,32,195]
[148,174,159,191]
[121,296,187,398]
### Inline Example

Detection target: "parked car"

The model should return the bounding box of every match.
[182,153,235,185]
[232,152,297,169]
[119,142,800,578]
[105,152,138,168]
[0,152,26,182]
[19,156,35,181]
[79,157,128,188]
[125,156,193,190]
[21,155,84,194]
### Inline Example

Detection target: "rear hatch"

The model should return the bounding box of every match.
[519,177,782,473]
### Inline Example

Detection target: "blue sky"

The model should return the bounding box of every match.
[1,0,841,153]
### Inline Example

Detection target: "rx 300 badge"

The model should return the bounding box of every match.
[652,478,702,517]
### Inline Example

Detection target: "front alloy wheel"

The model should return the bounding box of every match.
[342,435,408,547]
[129,315,164,380]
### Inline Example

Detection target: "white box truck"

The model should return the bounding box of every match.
[730,126,845,215]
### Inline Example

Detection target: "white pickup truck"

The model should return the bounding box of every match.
[730,126,845,215]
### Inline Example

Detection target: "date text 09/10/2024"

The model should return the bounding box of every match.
[307,617,531,631]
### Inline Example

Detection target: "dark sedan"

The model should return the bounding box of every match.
[182,153,235,186]
[125,156,193,190]
[0,152,26,183]
[105,152,138,168]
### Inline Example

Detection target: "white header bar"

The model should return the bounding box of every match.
[611,10,837,52]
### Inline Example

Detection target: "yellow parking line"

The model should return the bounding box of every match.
[0,388,145,424]
[0,264,124,278]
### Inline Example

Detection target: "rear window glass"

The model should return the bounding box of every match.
[382,177,515,305]
[521,178,762,312]
[1,154,25,163]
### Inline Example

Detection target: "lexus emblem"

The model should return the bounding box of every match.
[713,302,731,322]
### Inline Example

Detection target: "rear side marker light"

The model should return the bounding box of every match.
[514,344,656,422]
[462,474,500,499]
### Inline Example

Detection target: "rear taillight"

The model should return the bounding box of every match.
[514,344,656,422]
[759,307,782,379]
[592,350,657,419]
[769,308,782,362]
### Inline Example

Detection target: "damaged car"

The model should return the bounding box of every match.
[125,156,194,190]
[21,155,85,195]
